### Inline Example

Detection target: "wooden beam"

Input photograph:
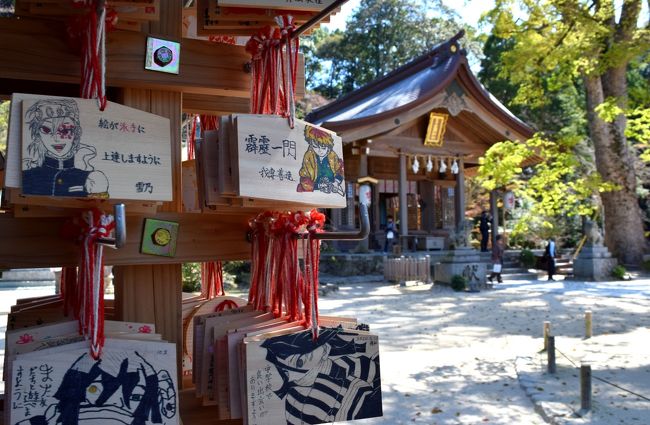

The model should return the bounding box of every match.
[0,18,251,97]
[183,93,250,115]
[0,212,251,269]
[371,135,486,158]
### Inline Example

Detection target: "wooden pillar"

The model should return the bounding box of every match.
[372,182,380,233]
[358,152,369,251]
[398,153,408,248]
[113,1,183,381]
[454,159,465,231]
[490,189,499,248]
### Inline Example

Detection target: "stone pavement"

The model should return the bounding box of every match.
[319,274,650,424]
[2,275,650,424]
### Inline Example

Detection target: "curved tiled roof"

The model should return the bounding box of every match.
[306,31,533,140]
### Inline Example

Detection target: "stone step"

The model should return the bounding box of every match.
[0,280,56,288]
[0,268,57,281]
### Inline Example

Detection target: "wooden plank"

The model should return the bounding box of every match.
[234,115,347,208]
[152,263,183,379]
[113,265,156,324]
[0,18,251,97]
[151,90,183,212]
[14,96,172,201]
[183,93,250,116]
[0,211,251,269]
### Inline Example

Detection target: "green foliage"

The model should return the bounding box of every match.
[222,261,251,286]
[306,0,482,98]
[477,134,616,238]
[182,262,201,293]
[611,265,627,280]
[642,260,650,272]
[0,100,9,154]
[519,249,536,268]
[450,274,467,292]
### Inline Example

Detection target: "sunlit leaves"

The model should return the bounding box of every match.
[478,133,615,235]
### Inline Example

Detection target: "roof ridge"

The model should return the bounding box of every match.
[306,30,466,123]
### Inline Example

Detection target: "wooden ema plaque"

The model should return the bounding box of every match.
[6,93,172,202]
[233,115,347,208]
[243,327,382,425]
[9,338,179,425]
[217,0,338,11]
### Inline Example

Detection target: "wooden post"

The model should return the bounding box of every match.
[113,0,183,383]
[543,321,551,351]
[580,363,592,412]
[585,311,592,339]
[454,159,465,231]
[358,152,369,251]
[398,153,408,250]
[547,336,556,374]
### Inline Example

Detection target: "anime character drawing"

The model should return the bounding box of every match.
[296,125,345,196]
[22,98,109,198]
[15,351,177,425]
[261,327,382,424]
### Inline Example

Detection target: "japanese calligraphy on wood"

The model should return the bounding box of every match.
[10,94,172,201]
[244,327,382,425]
[234,115,346,208]
[9,338,179,425]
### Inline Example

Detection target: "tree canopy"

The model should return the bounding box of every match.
[480,0,649,264]
[305,0,482,98]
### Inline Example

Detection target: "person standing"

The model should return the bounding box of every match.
[479,211,490,252]
[488,234,504,284]
[384,215,396,253]
[545,237,557,281]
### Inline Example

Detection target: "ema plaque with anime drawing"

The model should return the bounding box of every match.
[18,95,172,201]
[10,339,178,425]
[245,327,382,425]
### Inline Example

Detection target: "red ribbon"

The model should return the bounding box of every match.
[201,261,225,299]
[62,208,115,359]
[67,0,115,111]
[248,209,324,339]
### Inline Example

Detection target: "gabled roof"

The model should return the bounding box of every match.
[306,31,534,143]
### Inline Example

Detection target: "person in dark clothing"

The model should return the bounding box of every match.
[384,215,396,253]
[479,211,490,252]
[544,237,557,281]
[488,234,504,284]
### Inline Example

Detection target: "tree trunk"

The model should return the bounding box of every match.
[584,75,646,265]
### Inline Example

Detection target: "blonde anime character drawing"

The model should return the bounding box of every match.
[296,125,344,196]
[22,98,109,198]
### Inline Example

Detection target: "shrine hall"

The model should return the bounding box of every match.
[306,31,535,252]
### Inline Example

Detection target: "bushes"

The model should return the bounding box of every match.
[450,275,467,292]
[182,262,201,293]
[611,265,627,280]
[519,249,536,268]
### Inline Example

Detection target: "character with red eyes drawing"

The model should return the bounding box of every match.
[22,99,109,197]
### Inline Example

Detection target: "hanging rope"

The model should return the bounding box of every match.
[201,261,225,299]
[62,209,115,359]
[69,0,116,111]
[187,115,198,161]
[276,15,298,128]
[247,209,324,338]
[60,267,78,318]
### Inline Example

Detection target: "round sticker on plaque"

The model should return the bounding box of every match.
[152,227,172,246]
[141,218,179,257]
